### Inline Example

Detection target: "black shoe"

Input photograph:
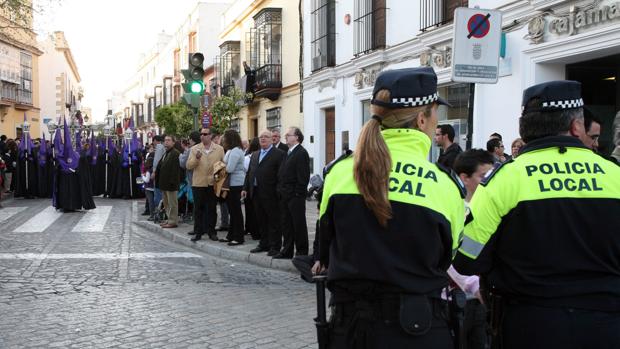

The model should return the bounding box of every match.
[191,235,202,242]
[218,238,230,243]
[208,234,219,241]
[250,246,269,253]
[267,250,279,257]
[273,253,293,259]
[227,240,243,246]
[187,231,196,235]
[141,211,150,216]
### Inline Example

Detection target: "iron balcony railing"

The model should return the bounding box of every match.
[254,64,282,92]
[17,89,32,105]
[1,82,17,101]
[420,0,468,32]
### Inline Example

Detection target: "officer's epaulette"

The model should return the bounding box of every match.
[480,159,513,187]
[322,149,353,179]
[436,163,466,199]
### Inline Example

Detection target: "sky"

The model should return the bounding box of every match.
[34,0,201,122]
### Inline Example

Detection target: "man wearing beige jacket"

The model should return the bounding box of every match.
[186,127,224,242]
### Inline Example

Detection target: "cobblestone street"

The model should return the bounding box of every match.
[0,198,317,348]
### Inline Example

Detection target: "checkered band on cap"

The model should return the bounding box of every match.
[541,98,584,109]
[391,93,438,107]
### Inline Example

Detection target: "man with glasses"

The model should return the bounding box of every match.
[486,138,507,165]
[186,128,224,242]
[580,109,601,151]
[275,127,310,259]
[243,130,286,256]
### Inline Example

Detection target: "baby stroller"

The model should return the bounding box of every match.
[152,200,167,224]
[307,174,323,201]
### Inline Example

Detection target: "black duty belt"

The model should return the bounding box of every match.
[332,295,449,349]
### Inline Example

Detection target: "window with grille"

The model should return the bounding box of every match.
[218,41,241,96]
[266,107,281,129]
[230,117,240,132]
[311,0,336,71]
[420,0,468,32]
[163,77,172,105]
[18,52,32,104]
[354,0,386,57]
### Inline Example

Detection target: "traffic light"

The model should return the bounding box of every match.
[182,52,205,108]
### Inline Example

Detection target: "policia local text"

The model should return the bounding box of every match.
[526,161,605,192]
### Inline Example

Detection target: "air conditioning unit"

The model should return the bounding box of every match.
[312,55,328,71]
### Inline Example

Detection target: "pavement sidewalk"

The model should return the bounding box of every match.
[133,199,320,273]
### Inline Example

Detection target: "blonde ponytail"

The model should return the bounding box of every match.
[354,91,393,227]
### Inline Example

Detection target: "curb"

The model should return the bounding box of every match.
[133,220,298,273]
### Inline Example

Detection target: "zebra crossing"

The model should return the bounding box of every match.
[2,205,114,233]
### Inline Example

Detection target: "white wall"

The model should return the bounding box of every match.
[386,0,419,47]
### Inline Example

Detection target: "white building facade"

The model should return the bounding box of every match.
[115,1,233,140]
[303,0,620,175]
[38,31,83,138]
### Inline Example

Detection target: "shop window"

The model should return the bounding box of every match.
[361,99,371,125]
[311,0,336,71]
[420,0,468,32]
[354,0,386,56]
[430,83,473,161]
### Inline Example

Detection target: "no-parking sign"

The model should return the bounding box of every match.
[451,7,503,84]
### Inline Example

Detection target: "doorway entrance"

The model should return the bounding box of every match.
[567,54,620,156]
[324,107,335,165]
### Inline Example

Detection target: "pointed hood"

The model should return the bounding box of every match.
[58,117,79,172]
[38,133,47,166]
[89,130,98,165]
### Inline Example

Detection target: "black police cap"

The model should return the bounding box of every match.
[371,67,452,109]
[522,80,584,115]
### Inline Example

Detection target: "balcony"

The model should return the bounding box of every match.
[246,8,282,100]
[0,82,17,105]
[15,89,33,110]
[420,0,468,32]
[254,64,282,101]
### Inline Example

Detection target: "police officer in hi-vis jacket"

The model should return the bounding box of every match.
[317,67,465,348]
[454,80,620,349]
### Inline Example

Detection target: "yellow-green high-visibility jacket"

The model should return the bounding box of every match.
[453,136,620,311]
[319,129,465,295]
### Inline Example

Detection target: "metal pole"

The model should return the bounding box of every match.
[105,136,109,197]
[313,275,329,349]
[128,139,133,198]
[24,133,29,193]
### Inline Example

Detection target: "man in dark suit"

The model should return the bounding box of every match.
[243,130,286,256]
[155,135,181,228]
[271,128,289,152]
[275,127,310,259]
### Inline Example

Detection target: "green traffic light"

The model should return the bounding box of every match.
[190,81,204,94]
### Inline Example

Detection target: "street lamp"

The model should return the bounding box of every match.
[124,127,134,197]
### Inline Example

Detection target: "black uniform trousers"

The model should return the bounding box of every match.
[328,299,453,349]
[244,196,259,239]
[463,299,488,349]
[192,186,218,237]
[500,302,620,349]
[254,191,281,252]
[279,195,308,256]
